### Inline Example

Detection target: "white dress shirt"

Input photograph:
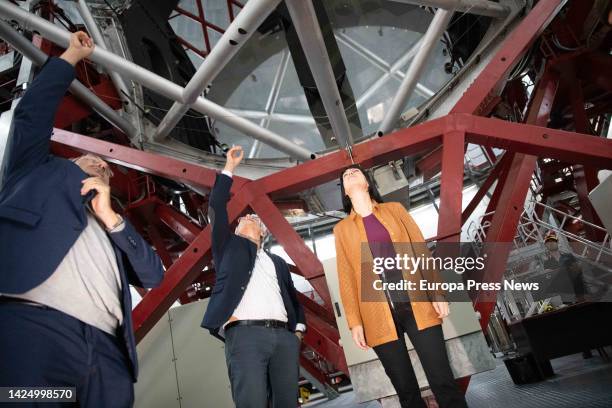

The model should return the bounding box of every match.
[232,247,288,322]
[221,170,306,333]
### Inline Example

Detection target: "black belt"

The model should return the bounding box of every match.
[0,296,47,308]
[225,319,288,332]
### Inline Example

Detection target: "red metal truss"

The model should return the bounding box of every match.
[41,0,612,392]
[416,0,568,178]
[451,0,567,115]
[472,63,561,322]
[51,110,612,336]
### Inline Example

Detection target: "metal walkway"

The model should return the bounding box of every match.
[466,352,612,408]
[309,351,612,407]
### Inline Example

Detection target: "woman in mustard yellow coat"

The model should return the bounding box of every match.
[333,164,468,408]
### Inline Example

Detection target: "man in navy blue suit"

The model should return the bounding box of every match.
[201,145,306,408]
[0,32,164,407]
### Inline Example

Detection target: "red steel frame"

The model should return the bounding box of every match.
[41,0,612,396]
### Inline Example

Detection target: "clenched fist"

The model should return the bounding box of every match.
[60,31,94,66]
[81,177,120,229]
[224,145,244,173]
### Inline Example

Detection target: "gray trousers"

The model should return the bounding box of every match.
[224,325,300,408]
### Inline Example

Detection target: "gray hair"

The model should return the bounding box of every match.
[235,214,269,239]
[71,154,114,179]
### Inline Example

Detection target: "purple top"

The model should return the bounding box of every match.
[362,213,392,242]
[362,213,396,260]
[362,213,411,307]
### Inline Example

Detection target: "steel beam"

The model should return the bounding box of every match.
[190,98,316,161]
[146,223,175,269]
[378,8,454,135]
[260,117,446,197]
[285,0,354,148]
[155,204,202,244]
[452,0,567,114]
[76,0,131,105]
[50,128,250,190]
[462,115,612,169]
[480,152,514,233]
[302,309,348,374]
[436,130,465,242]
[0,0,316,161]
[389,0,510,18]
[0,20,137,139]
[153,0,282,141]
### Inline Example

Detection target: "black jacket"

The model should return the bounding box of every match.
[201,173,306,334]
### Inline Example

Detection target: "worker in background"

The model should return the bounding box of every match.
[201,145,306,408]
[0,32,164,407]
[542,231,587,302]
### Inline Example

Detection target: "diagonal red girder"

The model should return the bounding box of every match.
[155,204,202,244]
[451,0,568,114]
[51,129,250,191]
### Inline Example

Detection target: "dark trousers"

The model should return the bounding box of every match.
[0,302,134,407]
[224,325,300,408]
[373,304,468,408]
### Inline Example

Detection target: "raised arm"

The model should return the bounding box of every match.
[3,32,94,183]
[209,146,243,262]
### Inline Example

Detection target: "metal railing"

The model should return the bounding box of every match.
[467,200,612,263]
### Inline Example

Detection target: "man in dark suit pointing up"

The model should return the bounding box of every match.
[201,145,306,408]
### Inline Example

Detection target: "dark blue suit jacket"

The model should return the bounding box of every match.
[0,57,164,381]
[201,173,306,335]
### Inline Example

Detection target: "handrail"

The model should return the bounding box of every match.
[468,200,612,263]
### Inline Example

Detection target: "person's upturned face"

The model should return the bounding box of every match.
[74,154,112,184]
[342,167,369,196]
[236,214,264,243]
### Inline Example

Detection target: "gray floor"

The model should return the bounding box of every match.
[311,350,612,408]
